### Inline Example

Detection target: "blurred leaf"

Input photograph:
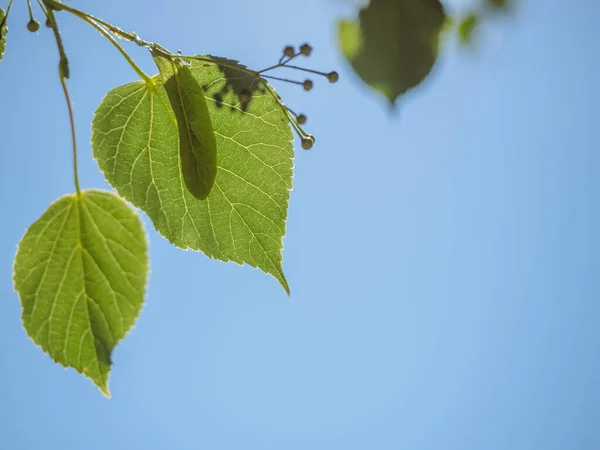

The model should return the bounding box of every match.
[457,0,515,47]
[458,13,478,44]
[14,190,148,396]
[339,0,446,105]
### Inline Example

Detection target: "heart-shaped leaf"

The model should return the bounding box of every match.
[13,190,148,396]
[92,57,293,293]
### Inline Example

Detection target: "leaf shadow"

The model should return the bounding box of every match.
[197,56,268,113]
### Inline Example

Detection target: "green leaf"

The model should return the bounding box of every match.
[13,190,148,396]
[339,0,447,105]
[151,50,217,200]
[458,13,478,44]
[91,57,292,294]
[0,8,7,62]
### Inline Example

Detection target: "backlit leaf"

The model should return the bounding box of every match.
[13,190,148,396]
[91,57,293,294]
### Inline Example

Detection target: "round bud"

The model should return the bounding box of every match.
[300,43,313,56]
[297,114,307,125]
[303,79,313,91]
[239,89,252,103]
[45,18,52,28]
[301,135,315,150]
[283,46,295,57]
[327,71,339,83]
[27,19,41,33]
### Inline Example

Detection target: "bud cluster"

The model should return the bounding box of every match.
[256,43,339,151]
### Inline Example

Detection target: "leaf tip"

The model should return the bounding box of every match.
[279,274,291,297]
[95,377,111,398]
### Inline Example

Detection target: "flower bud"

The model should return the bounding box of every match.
[302,135,315,150]
[303,79,313,91]
[327,71,339,83]
[27,19,41,33]
[283,46,295,57]
[300,43,312,56]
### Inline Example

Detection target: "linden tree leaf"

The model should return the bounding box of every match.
[151,50,217,200]
[91,57,293,294]
[13,190,148,396]
[339,0,447,105]
[1,8,8,62]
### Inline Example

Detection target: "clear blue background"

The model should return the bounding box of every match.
[1,0,598,448]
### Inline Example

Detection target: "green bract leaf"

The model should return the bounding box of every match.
[339,0,446,105]
[92,57,293,294]
[13,190,148,396]
[0,8,7,62]
[151,50,217,200]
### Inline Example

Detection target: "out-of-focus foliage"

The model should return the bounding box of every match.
[339,0,515,106]
[458,0,512,44]
[339,0,447,105]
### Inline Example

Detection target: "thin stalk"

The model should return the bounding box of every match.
[75,13,151,83]
[36,0,47,15]
[261,74,305,86]
[45,8,69,77]
[44,0,152,47]
[285,111,305,138]
[26,0,34,21]
[43,6,79,193]
[59,74,80,194]
[278,65,329,77]
[43,0,151,82]
[259,53,299,74]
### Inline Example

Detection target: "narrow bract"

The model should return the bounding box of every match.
[152,50,218,200]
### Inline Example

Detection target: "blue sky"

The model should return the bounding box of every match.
[1,0,599,449]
